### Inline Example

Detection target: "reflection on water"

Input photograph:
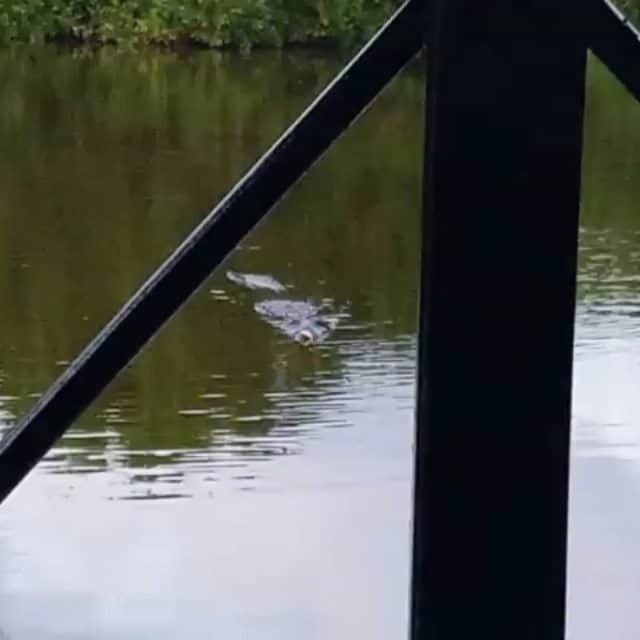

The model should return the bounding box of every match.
[0,46,421,496]
[0,46,639,638]
[0,44,420,638]
[566,56,640,640]
[573,223,640,466]
[31,337,414,502]
[573,56,640,475]
[576,228,640,353]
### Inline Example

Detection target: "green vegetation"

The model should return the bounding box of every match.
[618,0,640,21]
[2,0,639,49]
[0,0,401,49]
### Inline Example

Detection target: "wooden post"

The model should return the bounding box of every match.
[411,1,586,638]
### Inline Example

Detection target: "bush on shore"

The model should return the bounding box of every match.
[618,0,640,20]
[0,0,402,48]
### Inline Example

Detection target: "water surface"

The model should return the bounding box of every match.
[0,47,637,638]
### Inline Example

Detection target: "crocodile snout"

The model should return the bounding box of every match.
[295,328,315,346]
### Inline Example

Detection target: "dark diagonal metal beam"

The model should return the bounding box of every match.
[0,0,424,504]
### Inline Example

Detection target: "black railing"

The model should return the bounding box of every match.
[0,1,639,638]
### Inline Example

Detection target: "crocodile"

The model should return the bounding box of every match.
[225,270,342,345]
[253,299,339,345]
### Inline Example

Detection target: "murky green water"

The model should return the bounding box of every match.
[0,47,638,638]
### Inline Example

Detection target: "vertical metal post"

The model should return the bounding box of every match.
[411,1,586,638]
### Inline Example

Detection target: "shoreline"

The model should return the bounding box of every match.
[0,34,370,56]
[0,1,400,52]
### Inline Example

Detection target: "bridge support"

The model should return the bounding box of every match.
[411,1,586,638]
